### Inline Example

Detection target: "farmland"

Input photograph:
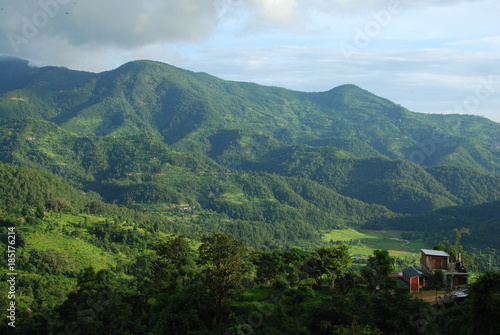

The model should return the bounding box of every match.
[323,228,427,258]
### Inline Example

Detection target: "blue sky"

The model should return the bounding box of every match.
[1,0,499,122]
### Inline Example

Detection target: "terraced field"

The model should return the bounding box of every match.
[323,228,428,258]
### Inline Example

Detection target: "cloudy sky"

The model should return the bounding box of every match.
[1,0,499,122]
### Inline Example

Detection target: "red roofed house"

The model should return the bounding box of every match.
[402,267,425,292]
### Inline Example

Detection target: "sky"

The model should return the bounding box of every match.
[0,0,499,122]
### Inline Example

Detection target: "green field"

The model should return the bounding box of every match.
[25,232,120,271]
[23,213,134,271]
[323,228,427,258]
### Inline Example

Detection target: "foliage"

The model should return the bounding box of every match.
[366,249,396,290]
[0,57,499,334]
[437,272,500,335]
[198,233,249,323]
[308,244,352,289]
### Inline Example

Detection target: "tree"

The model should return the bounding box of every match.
[309,244,352,289]
[469,271,500,335]
[255,249,285,285]
[335,271,360,296]
[367,249,395,290]
[282,286,314,334]
[153,235,197,290]
[453,228,470,259]
[47,197,72,213]
[436,229,475,269]
[56,268,114,334]
[198,233,248,323]
[425,269,445,299]
[149,284,207,335]
[282,247,309,284]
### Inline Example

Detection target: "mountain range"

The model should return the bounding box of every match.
[0,56,499,248]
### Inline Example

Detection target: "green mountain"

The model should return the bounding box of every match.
[0,57,499,245]
[0,118,395,242]
[246,145,500,214]
[1,58,498,169]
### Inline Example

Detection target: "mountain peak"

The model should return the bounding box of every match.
[114,59,191,74]
[326,84,372,95]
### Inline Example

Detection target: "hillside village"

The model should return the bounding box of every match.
[394,249,469,295]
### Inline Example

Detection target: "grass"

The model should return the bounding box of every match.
[323,228,428,258]
[23,213,133,271]
[323,228,374,242]
[25,232,119,271]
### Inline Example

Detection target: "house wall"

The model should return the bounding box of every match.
[421,254,449,270]
[410,277,419,292]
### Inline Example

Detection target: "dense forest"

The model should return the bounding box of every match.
[0,57,499,334]
[1,202,499,334]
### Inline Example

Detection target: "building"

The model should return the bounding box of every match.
[420,249,451,271]
[420,249,469,290]
[399,249,469,292]
[402,267,425,292]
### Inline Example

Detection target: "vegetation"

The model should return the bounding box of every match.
[2,202,498,334]
[0,57,498,333]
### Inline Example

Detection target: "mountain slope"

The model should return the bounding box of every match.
[0,118,398,245]
[0,58,498,242]
[244,145,500,214]
[0,57,498,173]
[380,200,500,249]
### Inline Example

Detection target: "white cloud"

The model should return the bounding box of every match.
[250,0,299,26]
[445,36,500,48]
[0,0,221,54]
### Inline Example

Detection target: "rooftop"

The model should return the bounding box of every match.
[403,266,422,278]
[421,249,450,257]
[389,272,403,278]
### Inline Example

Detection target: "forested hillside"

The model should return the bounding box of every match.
[0,58,498,225]
[0,57,498,170]
[0,57,499,334]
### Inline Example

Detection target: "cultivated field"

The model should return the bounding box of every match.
[323,228,427,258]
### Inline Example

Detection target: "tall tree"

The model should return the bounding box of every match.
[198,233,248,323]
[153,235,197,290]
[282,286,314,334]
[453,228,470,259]
[255,249,285,285]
